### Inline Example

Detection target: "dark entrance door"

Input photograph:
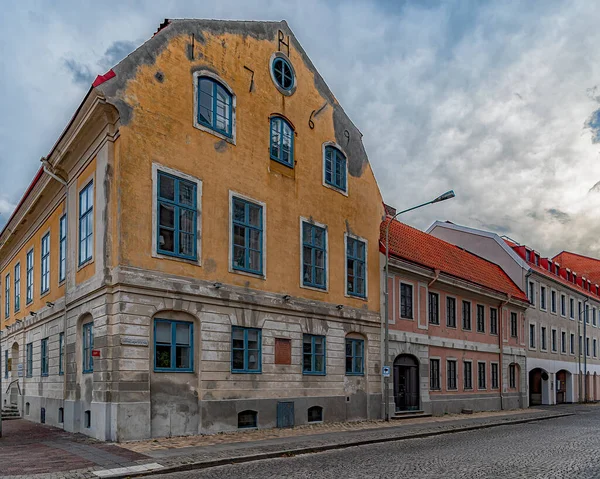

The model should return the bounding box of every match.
[529,368,543,406]
[394,355,419,411]
[556,370,567,404]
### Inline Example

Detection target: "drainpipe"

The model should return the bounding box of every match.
[428,269,441,287]
[42,160,68,425]
[498,295,510,411]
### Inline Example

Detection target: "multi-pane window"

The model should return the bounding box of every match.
[464,361,473,389]
[272,57,294,91]
[429,292,439,325]
[509,364,516,389]
[346,236,366,298]
[345,338,364,375]
[510,312,518,338]
[594,308,597,327]
[79,181,94,265]
[26,342,33,377]
[570,333,575,354]
[579,301,583,322]
[154,320,192,372]
[14,263,20,313]
[446,297,456,328]
[586,305,590,324]
[462,301,471,330]
[551,290,556,313]
[302,222,326,289]
[41,338,49,377]
[561,294,566,316]
[303,334,326,375]
[447,360,457,390]
[594,339,598,357]
[551,329,557,352]
[82,323,94,374]
[59,332,64,376]
[529,324,536,348]
[587,337,590,357]
[528,281,535,305]
[26,249,34,304]
[231,327,261,373]
[157,172,197,260]
[580,335,583,354]
[541,326,547,350]
[197,77,232,137]
[478,362,486,389]
[561,331,567,353]
[400,283,413,319]
[324,145,347,192]
[232,197,263,275]
[491,363,499,389]
[570,298,575,319]
[269,117,294,167]
[4,273,9,318]
[490,308,498,335]
[41,233,50,294]
[540,286,546,310]
[59,215,67,282]
[430,358,440,390]
[4,349,7,379]
[476,304,485,333]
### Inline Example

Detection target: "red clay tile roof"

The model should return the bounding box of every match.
[381,219,528,302]
[553,251,600,285]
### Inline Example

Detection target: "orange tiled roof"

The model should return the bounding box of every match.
[381,219,528,302]
[553,251,600,285]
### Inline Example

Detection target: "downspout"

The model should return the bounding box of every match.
[42,161,68,426]
[498,294,511,411]
[428,269,441,287]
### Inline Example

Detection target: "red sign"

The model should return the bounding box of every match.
[92,350,101,358]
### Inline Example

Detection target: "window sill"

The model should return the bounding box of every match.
[82,370,94,375]
[400,316,414,321]
[322,181,348,197]
[270,156,294,169]
[346,292,368,302]
[345,372,364,377]
[429,322,440,326]
[232,268,265,280]
[154,369,194,373]
[231,370,262,374]
[41,373,48,377]
[40,290,51,300]
[193,121,236,145]
[153,250,200,266]
[303,372,326,376]
[77,258,94,272]
[300,284,328,293]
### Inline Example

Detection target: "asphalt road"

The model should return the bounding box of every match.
[149,408,600,478]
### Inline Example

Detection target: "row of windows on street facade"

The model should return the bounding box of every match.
[399,284,519,337]
[529,323,599,358]
[529,281,600,326]
[3,320,365,378]
[429,359,518,391]
[2,181,93,320]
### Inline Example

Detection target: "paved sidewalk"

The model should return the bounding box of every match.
[0,407,574,479]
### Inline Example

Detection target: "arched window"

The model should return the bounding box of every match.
[270,117,294,167]
[197,77,232,137]
[307,405,323,423]
[238,410,257,428]
[272,57,294,91]
[324,145,347,192]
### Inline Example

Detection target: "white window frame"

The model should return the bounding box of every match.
[77,176,95,270]
[429,356,442,391]
[151,163,203,266]
[399,280,416,320]
[477,361,487,391]
[461,299,473,331]
[540,325,547,351]
[427,289,440,325]
[344,232,368,300]
[321,141,349,197]
[40,228,51,297]
[551,327,557,352]
[570,332,575,355]
[529,280,535,305]
[560,293,566,318]
[463,359,473,391]
[550,289,557,314]
[490,361,500,390]
[229,191,267,279]
[540,284,547,311]
[560,329,567,354]
[529,322,537,350]
[446,358,458,391]
[570,297,575,320]
[446,294,457,328]
[299,216,329,292]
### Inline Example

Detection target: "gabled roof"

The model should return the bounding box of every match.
[553,251,600,286]
[381,219,528,302]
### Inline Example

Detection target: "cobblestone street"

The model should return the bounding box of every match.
[150,406,600,479]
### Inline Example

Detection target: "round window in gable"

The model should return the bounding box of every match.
[270,54,296,95]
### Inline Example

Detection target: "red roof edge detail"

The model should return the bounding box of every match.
[0,166,44,238]
[92,69,116,87]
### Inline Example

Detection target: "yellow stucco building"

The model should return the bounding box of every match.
[0,19,384,440]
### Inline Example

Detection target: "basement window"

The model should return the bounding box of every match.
[308,406,323,423]
[238,410,257,429]
[84,410,91,429]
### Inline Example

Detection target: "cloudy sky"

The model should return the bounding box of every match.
[2,0,600,257]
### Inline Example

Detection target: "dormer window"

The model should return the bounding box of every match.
[568,271,572,282]
[525,250,531,262]
[534,253,540,266]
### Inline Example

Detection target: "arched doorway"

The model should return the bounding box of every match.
[393,355,419,411]
[556,370,572,404]
[10,342,19,379]
[529,368,549,406]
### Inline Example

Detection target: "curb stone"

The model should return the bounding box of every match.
[108,412,573,478]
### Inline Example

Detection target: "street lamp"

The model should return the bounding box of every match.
[383,190,455,421]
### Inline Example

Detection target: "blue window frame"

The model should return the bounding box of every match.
[232,197,263,275]
[197,77,232,137]
[26,249,34,304]
[79,181,94,266]
[59,332,64,376]
[82,323,94,374]
[41,233,50,294]
[41,338,49,377]
[154,319,193,372]
[269,117,294,167]
[157,171,198,260]
[59,215,67,282]
[26,342,33,378]
[272,57,294,91]
[231,327,262,373]
[4,349,8,379]
[324,146,347,192]
[303,334,326,375]
[302,222,326,289]
[345,338,364,375]
[4,273,9,318]
[346,236,366,298]
[14,263,20,313]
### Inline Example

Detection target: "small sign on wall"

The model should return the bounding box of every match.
[92,350,101,358]
[275,338,292,365]
[382,366,391,378]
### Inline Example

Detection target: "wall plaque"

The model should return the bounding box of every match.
[121,337,149,347]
